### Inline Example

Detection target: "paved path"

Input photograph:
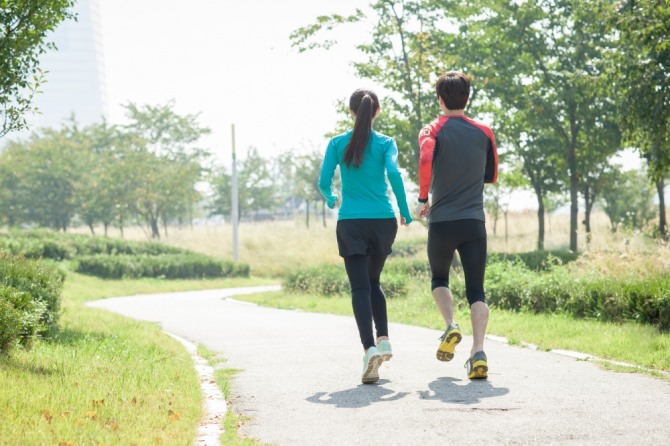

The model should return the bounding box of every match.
[88,287,670,445]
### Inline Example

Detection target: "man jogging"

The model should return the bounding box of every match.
[416,71,498,379]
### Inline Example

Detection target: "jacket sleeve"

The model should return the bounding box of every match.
[484,132,498,184]
[384,139,412,223]
[318,140,339,208]
[418,124,437,201]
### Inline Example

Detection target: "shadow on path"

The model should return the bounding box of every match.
[306,380,410,408]
[418,377,510,405]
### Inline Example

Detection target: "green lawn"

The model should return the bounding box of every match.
[0,272,274,445]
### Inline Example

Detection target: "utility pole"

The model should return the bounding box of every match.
[231,123,239,262]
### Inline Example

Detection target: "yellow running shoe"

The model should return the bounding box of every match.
[465,351,488,379]
[436,323,462,361]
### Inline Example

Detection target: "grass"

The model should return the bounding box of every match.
[197,344,268,446]
[0,271,274,445]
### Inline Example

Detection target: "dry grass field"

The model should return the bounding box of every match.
[94,209,669,278]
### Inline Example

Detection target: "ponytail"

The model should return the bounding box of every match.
[343,89,379,168]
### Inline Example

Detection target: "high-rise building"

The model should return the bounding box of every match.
[26,0,108,131]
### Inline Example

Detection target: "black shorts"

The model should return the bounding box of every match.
[336,218,398,257]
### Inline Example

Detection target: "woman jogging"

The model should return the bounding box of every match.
[319,89,412,384]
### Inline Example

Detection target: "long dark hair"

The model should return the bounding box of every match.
[343,89,379,168]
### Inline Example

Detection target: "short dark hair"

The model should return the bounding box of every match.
[436,71,470,110]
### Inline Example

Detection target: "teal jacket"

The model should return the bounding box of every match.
[319,130,412,223]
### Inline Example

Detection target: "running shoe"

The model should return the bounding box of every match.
[361,346,383,384]
[436,323,462,361]
[377,340,393,361]
[465,351,488,379]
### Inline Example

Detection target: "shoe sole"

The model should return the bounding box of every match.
[436,329,462,361]
[468,360,488,379]
[362,354,383,384]
[380,352,393,362]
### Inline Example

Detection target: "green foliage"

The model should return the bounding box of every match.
[75,254,249,280]
[388,239,425,258]
[0,1,75,137]
[0,253,64,355]
[0,230,185,260]
[600,169,656,232]
[487,250,579,271]
[283,263,408,299]
[484,257,670,331]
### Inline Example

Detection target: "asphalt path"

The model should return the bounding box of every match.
[88,287,670,445]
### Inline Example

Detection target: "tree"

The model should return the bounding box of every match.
[0,1,75,138]
[237,147,276,220]
[448,0,621,252]
[600,167,655,233]
[122,102,210,238]
[609,0,670,239]
[0,128,83,230]
[291,1,460,176]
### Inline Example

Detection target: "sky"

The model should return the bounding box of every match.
[99,0,369,164]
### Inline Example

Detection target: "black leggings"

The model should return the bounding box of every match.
[343,254,389,350]
[428,219,487,306]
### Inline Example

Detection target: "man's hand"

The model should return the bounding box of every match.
[416,201,430,219]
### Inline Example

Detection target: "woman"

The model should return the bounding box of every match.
[319,88,412,384]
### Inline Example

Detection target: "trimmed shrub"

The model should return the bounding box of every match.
[483,256,670,331]
[75,254,249,279]
[0,253,64,336]
[0,298,22,355]
[0,230,186,260]
[283,264,408,299]
[0,286,47,351]
[488,250,578,271]
[389,239,425,258]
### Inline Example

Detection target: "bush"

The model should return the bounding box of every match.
[0,230,186,260]
[483,256,670,331]
[75,254,249,279]
[283,264,408,299]
[0,253,64,336]
[389,239,425,258]
[0,298,22,355]
[487,250,579,271]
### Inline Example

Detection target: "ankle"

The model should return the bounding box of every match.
[376,336,389,343]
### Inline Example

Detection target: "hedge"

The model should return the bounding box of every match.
[283,263,408,299]
[75,254,250,279]
[485,259,670,331]
[0,253,64,355]
[0,230,185,260]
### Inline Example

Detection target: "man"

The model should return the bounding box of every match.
[416,71,498,379]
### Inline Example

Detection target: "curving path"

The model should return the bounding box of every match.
[88,287,670,445]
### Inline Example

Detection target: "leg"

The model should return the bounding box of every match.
[427,222,456,328]
[456,226,489,356]
[342,254,375,351]
[367,253,389,341]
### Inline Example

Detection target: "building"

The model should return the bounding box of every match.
[25,0,108,131]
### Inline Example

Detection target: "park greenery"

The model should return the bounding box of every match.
[1,0,670,444]
[0,0,75,138]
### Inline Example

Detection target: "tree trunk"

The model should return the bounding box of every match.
[504,211,509,244]
[535,187,545,251]
[88,223,95,235]
[150,218,160,239]
[583,185,596,247]
[568,146,579,253]
[305,199,310,228]
[657,178,668,240]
